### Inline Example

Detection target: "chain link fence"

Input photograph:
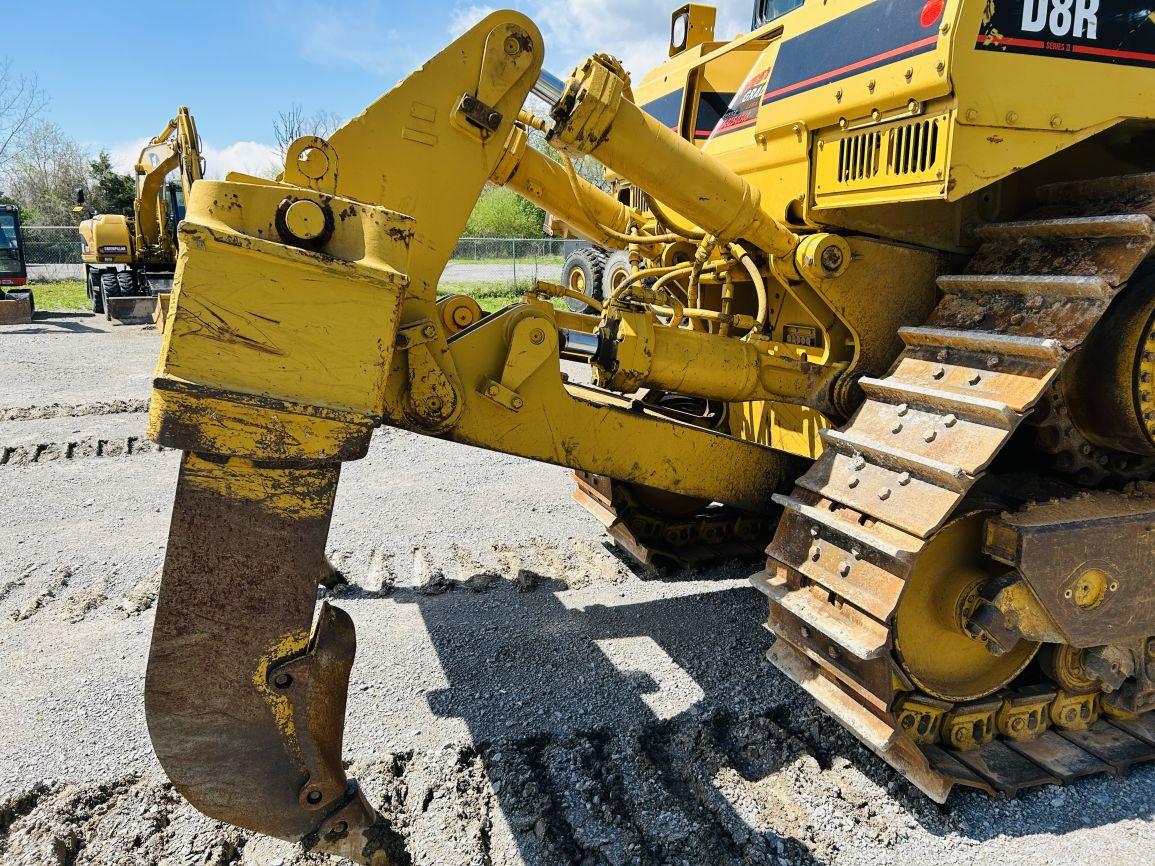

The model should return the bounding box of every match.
[20,229,578,289]
[23,227,81,265]
[443,237,570,293]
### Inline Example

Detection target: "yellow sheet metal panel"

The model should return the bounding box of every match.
[79,214,133,265]
[156,181,412,420]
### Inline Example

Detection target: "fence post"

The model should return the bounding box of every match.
[512,238,517,291]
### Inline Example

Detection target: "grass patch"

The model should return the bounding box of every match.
[439,280,564,313]
[29,280,89,311]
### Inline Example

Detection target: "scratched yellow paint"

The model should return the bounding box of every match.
[252,629,311,758]
[180,453,337,521]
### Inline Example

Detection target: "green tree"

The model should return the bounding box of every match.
[87,151,134,217]
[463,186,545,238]
[4,121,88,225]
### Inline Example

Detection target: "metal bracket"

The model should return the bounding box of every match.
[452,22,535,138]
[458,94,503,133]
[265,602,356,813]
[398,320,461,429]
[479,314,556,412]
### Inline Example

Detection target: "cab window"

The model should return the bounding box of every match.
[754,0,805,28]
[0,212,21,275]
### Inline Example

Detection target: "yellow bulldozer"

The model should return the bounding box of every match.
[142,1,1155,861]
[78,107,204,325]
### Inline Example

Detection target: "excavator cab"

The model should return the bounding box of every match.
[0,203,32,325]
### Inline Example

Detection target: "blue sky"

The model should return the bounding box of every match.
[6,1,752,175]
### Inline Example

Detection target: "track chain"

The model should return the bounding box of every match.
[574,471,773,567]
[758,173,1155,800]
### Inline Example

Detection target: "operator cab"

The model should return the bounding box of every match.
[0,204,28,290]
[166,181,186,230]
[751,0,805,28]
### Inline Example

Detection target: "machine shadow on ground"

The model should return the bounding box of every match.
[398,579,831,864]
[7,312,102,335]
[392,565,836,863]
[389,557,1155,860]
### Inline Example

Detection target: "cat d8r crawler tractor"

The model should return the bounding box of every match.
[144,2,1155,861]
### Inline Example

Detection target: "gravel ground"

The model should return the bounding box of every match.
[1,312,1154,866]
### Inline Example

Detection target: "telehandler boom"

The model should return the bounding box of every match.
[145,3,1155,862]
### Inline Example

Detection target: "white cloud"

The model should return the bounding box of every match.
[267,0,411,76]
[108,137,149,175]
[520,0,754,81]
[276,0,754,85]
[449,4,497,38]
[200,141,282,180]
[108,138,280,181]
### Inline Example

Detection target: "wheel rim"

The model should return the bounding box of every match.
[894,514,1040,702]
[609,266,630,294]
[567,267,586,296]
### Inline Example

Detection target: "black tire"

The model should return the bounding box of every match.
[86,269,102,313]
[116,271,137,296]
[561,246,609,312]
[603,251,633,300]
[99,272,118,321]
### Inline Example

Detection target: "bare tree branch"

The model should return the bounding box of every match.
[273,104,343,160]
[5,121,90,225]
[0,57,49,175]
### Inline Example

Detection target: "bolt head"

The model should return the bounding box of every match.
[879,488,892,501]
[820,245,845,272]
[423,324,437,339]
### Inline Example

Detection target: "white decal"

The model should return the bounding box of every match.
[1021,0,1098,39]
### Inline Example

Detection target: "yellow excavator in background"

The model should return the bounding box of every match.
[142,2,1155,862]
[78,107,203,325]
